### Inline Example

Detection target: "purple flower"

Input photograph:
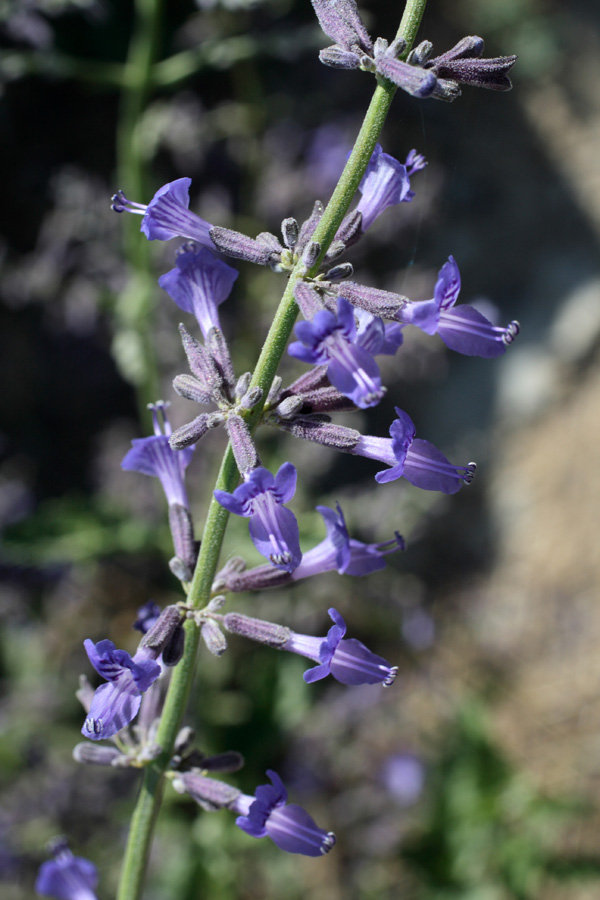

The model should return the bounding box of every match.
[121,402,193,507]
[81,639,161,741]
[158,244,238,340]
[356,144,424,231]
[111,177,214,246]
[121,403,197,578]
[214,464,302,572]
[284,608,397,686]
[352,407,476,494]
[36,842,98,900]
[289,298,385,408]
[232,770,336,857]
[133,600,161,635]
[399,256,519,357]
[381,753,425,807]
[292,503,404,579]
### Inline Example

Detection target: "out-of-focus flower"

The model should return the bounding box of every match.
[381,753,425,807]
[36,839,98,900]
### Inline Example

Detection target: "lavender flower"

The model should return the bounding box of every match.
[232,770,336,856]
[133,600,161,635]
[381,753,425,806]
[121,403,193,507]
[214,464,302,572]
[36,841,98,900]
[288,297,385,408]
[224,608,397,686]
[399,256,520,357]
[121,402,197,579]
[221,503,403,592]
[352,406,476,493]
[356,144,425,231]
[294,503,404,578]
[111,177,214,246]
[158,244,238,340]
[81,639,161,741]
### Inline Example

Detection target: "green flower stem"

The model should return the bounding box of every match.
[116,1,429,897]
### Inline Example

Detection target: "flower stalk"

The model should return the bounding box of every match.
[116,1,430,897]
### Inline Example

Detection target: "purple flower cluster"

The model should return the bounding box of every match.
[83,0,522,878]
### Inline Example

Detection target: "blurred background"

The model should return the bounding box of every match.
[1,0,600,897]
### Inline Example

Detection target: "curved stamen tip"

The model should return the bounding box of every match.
[463,461,477,484]
[383,666,399,687]
[321,831,337,854]
[502,320,520,345]
[111,189,127,212]
[394,531,406,551]
[111,189,146,215]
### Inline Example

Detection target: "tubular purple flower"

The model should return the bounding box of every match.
[121,402,194,508]
[232,770,336,856]
[81,639,161,741]
[214,464,302,572]
[111,177,214,246]
[356,144,424,231]
[36,841,98,900]
[352,406,476,494]
[292,503,404,579]
[158,244,238,340]
[399,257,520,357]
[282,608,398,686]
[288,297,385,409]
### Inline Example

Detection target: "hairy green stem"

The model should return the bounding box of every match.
[116,1,428,896]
